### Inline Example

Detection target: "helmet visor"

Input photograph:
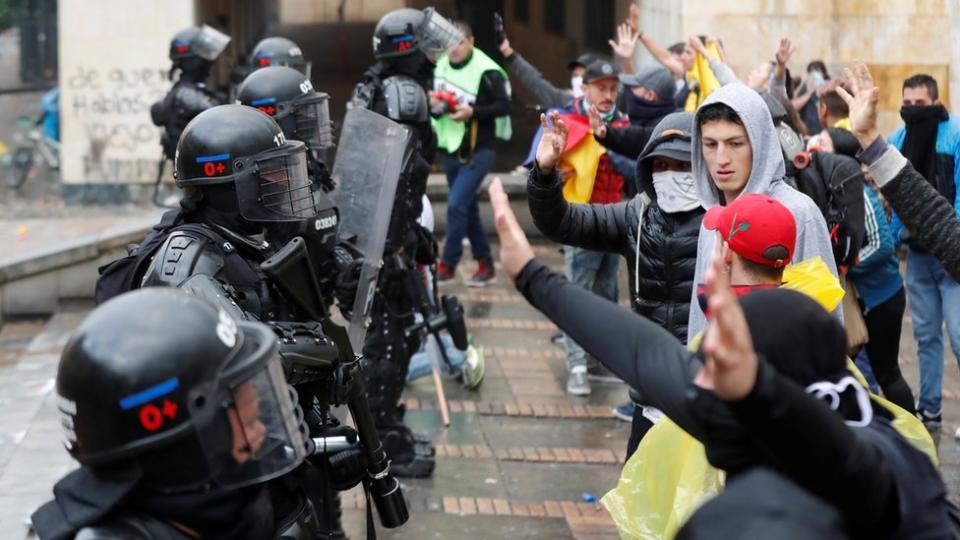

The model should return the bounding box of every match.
[192,25,231,61]
[195,353,309,490]
[292,95,334,156]
[418,8,463,60]
[237,142,318,222]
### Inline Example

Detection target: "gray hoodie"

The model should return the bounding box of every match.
[687,83,840,340]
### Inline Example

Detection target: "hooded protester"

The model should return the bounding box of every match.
[489,179,955,538]
[687,83,839,339]
[527,111,703,447]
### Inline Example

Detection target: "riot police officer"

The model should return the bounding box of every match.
[237,65,336,192]
[95,104,408,538]
[31,288,317,539]
[348,7,464,478]
[150,25,231,164]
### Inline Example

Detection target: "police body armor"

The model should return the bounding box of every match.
[151,81,221,161]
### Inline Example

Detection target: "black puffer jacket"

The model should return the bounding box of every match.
[527,115,703,342]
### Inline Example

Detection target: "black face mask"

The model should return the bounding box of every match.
[626,92,677,126]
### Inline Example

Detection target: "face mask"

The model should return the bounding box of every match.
[809,70,824,87]
[570,76,583,98]
[652,170,700,213]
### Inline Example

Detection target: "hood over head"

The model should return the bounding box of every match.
[636,111,695,197]
[692,83,786,209]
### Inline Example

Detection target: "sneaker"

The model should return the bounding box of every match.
[550,331,564,346]
[460,344,485,389]
[588,363,622,384]
[918,408,942,430]
[436,261,456,285]
[468,260,496,287]
[613,401,635,422]
[566,366,591,396]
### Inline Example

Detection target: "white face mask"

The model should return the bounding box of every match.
[570,76,584,98]
[652,170,700,213]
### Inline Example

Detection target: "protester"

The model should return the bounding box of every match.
[520,59,627,396]
[432,21,512,286]
[836,62,960,282]
[490,174,953,538]
[617,66,681,129]
[527,110,702,445]
[793,60,831,134]
[848,175,914,413]
[873,72,960,427]
[687,83,839,339]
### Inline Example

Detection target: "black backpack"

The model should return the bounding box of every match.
[789,152,866,269]
[94,210,215,304]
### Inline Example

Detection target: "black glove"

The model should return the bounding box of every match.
[334,247,363,318]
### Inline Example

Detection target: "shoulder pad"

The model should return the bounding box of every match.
[382,75,428,123]
[141,227,226,288]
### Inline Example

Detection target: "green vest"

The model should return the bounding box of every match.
[432,48,512,153]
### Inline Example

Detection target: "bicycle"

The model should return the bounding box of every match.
[2,114,60,190]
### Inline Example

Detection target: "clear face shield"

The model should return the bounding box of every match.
[417,8,463,62]
[275,94,335,160]
[236,141,318,223]
[191,25,231,61]
[192,321,310,489]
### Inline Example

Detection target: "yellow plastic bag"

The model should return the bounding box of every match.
[781,257,845,312]
[683,42,722,112]
[601,420,721,540]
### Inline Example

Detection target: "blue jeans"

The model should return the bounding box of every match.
[441,148,494,266]
[908,250,960,413]
[563,245,620,371]
[406,334,466,382]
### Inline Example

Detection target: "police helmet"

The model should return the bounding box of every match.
[237,66,333,160]
[56,288,309,489]
[249,37,307,72]
[175,104,317,223]
[373,8,463,62]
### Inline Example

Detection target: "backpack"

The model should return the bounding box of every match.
[789,152,866,269]
[94,210,216,304]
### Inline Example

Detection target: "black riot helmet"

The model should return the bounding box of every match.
[55,288,310,490]
[372,7,462,62]
[236,66,333,162]
[175,104,318,223]
[169,25,231,81]
[249,37,308,75]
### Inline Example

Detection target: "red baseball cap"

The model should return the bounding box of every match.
[703,194,797,268]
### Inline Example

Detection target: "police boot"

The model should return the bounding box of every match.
[379,422,436,478]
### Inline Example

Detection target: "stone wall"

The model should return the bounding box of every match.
[678,0,957,134]
[58,0,194,187]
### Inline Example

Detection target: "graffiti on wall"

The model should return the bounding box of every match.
[64,65,168,183]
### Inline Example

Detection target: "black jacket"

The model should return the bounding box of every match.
[515,259,954,539]
[879,157,960,281]
[527,162,703,342]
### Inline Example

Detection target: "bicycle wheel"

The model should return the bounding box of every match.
[7,146,34,189]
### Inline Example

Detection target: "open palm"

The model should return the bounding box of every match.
[535,111,569,173]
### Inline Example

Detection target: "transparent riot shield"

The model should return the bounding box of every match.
[329,107,412,352]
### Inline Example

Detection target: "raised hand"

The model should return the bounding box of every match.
[587,105,607,139]
[835,61,881,149]
[699,244,759,400]
[535,111,569,173]
[627,3,640,35]
[687,34,708,57]
[608,22,639,60]
[499,35,514,58]
[489,177,534,281]
[775,37,796,66]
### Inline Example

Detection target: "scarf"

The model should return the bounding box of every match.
[626,94,677,127]
[900,104,949,184]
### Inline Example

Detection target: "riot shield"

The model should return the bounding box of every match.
[329,107,412,352]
